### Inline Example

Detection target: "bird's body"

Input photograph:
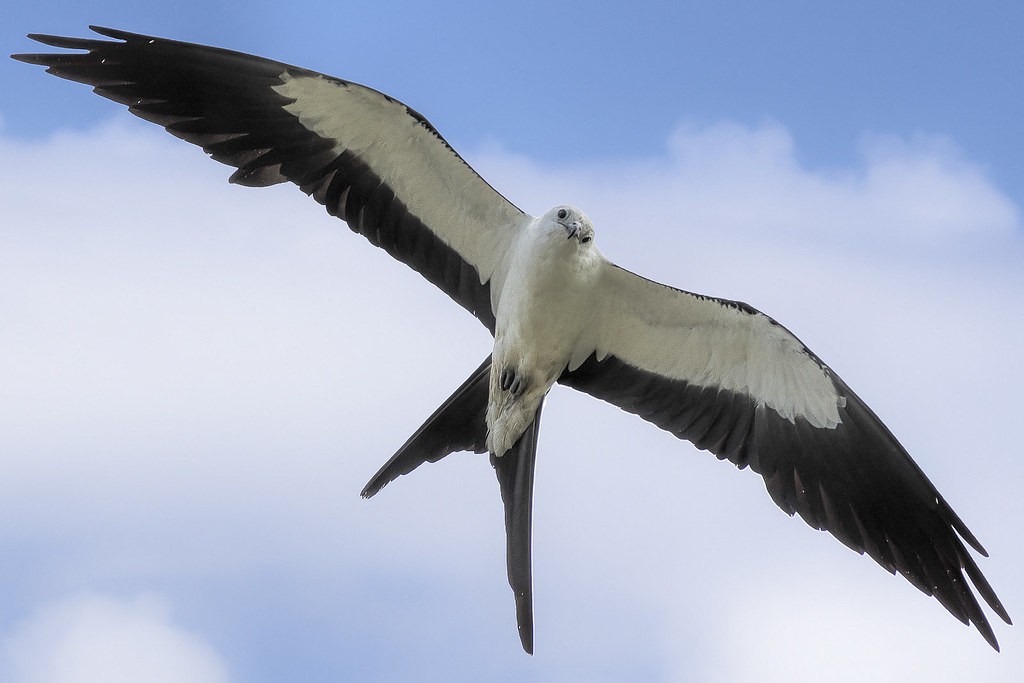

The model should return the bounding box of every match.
[488,207,599,455]
[12,27,1010,655]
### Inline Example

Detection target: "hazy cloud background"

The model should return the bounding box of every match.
[2,2,1022,681]
[1,594,229,683]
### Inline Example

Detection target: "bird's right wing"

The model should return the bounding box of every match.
[14,27,528,332]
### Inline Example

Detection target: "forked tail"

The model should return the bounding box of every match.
[361,354,544,654]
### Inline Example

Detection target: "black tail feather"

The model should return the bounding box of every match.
[361,356,491,498]
[362,354,544,654]
[491,401,544,655]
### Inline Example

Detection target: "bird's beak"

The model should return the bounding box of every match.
[565,222,580,240]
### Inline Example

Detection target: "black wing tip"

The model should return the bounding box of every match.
[936,493,990,558]
[87,25,139,40]
[986,594,1013,629]
[10,52,41,65]
[23,32,89,48]
[12,34,69,64]
[16,26,154,50]
[977,619,1001,652]
[12,27,133,64]
[20,27,121,49]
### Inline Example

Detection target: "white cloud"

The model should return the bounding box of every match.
[696,568,1014,683]
[475,119,1018,253]
[0,119,1021,680]
[0,594,229,683]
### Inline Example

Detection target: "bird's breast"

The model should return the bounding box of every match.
[494,241,595,372]
[485,239,598,454]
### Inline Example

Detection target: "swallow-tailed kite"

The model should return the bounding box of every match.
[13,27,1010,654]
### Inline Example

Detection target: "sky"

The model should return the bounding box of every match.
[1,2,1022,681]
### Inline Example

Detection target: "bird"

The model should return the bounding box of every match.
[13,26,1010,655]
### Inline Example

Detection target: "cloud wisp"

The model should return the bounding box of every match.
[0,594,228,683]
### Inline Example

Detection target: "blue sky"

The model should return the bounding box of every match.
[4,0,1024,206]
[2,2,1022,681]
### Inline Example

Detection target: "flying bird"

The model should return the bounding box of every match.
[13,27,1011,654]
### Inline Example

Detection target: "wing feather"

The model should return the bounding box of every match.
[560,262,1010,648]
[13,26,526,332]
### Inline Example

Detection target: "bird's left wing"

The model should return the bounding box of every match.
[559,262,1010,649]
[13,27,527,331]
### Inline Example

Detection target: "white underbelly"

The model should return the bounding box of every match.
[486,247,594,454]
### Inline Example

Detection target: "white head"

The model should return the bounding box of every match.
[543,205,596,247]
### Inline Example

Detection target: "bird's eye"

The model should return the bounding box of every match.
[581,235,592,244]
[557,208,568,219]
